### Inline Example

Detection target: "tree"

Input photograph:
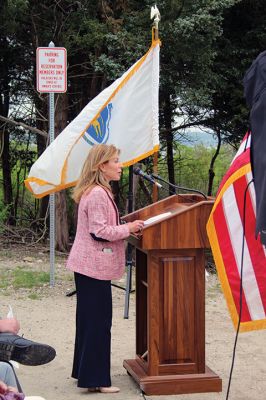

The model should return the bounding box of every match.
[155,0,241,190]
[2,0,266,246]
[0,0,32,224]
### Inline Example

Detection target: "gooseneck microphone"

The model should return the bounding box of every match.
[133,167,162,188]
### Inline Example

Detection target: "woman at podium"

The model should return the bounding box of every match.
[66,144,144,393]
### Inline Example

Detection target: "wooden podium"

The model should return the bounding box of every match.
[122,194,222,395]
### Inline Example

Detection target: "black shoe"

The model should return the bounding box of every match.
[0,333,56,366]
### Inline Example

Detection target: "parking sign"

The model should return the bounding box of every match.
[36,47,67,93]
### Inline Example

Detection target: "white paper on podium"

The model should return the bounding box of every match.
[144,211,172,226]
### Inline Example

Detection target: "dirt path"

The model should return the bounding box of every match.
[0,246,265,400]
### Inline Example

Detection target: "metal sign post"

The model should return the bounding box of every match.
[36,41,67,286]
[48,42,55,286]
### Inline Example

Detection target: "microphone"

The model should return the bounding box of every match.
[133,167,162,188]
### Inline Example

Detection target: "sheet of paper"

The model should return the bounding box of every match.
[144,211,172,226]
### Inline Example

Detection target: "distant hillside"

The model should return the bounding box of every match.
[178,130,217,147]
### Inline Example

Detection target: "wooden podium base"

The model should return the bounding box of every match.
[123,359,222,396]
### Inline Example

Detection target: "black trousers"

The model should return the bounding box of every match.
[72,272,112,388]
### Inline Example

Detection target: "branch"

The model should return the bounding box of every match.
[0,115,47,138]
[160,119,212,135]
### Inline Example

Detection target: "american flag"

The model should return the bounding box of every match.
[207,132,266,332]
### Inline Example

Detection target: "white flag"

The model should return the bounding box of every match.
[25,42,160,198]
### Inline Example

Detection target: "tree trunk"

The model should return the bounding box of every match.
[0,36,15,224]
[34,96,49,221]
[207,129,221,196]
[1,130,15,225]
[163,94,175,195]
[55,191,69,252]
[54,92,69,251]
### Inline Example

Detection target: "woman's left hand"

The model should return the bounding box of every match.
[128,220,144,234]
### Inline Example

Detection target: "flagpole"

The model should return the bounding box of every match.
[124,7,160,317]
[151,5,160,203]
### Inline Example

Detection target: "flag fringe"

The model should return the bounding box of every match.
[24,144,160,198]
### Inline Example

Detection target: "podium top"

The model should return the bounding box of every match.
[122,194,214,250]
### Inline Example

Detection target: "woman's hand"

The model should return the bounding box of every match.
[128,220,144,234]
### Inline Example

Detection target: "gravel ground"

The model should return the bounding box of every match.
[0,244,266,400]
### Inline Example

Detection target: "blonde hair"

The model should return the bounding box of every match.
[72,144,120,203]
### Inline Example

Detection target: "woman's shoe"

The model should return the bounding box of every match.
[99,386,120,393]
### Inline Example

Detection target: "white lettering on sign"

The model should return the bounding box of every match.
[36,47,67,93]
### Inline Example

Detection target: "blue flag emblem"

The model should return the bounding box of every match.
[83,103,112,146]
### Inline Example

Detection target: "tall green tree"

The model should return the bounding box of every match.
[0,0,32,224]
[2,0,266,246]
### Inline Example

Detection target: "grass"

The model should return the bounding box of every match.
[12,269,50,288]
[0,267,50,289]
[28,293,40,300]
[63,274,74,282]
[207,282,221,299]
[0,250,11,258]
[0,274,9,289]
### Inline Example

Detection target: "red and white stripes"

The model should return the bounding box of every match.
[207,132,266,332]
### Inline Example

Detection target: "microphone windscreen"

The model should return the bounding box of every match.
[133,167,141,175]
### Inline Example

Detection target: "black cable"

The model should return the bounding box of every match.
[151,173,208,200]
[144,179,202,203]
[244,129,251,151]
[141,391,148,400]
[225,178,254,400]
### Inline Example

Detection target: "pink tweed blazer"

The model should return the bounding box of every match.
[66,186,130,280]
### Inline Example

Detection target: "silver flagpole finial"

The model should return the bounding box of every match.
[150,5,160,28]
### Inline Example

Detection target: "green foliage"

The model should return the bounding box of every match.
[157,143,234,195]
[176,144,234,194]
[0,267,50,289]
[1,0,266,239]
[0,201,10,232]
[202,0,266,144]
[0,139,39,224]
[158,0,238,98]
[123,142,235,212]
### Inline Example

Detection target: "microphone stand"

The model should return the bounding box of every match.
[108,166,135,320]
[151,173,207,200]
[123,166,134,318]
